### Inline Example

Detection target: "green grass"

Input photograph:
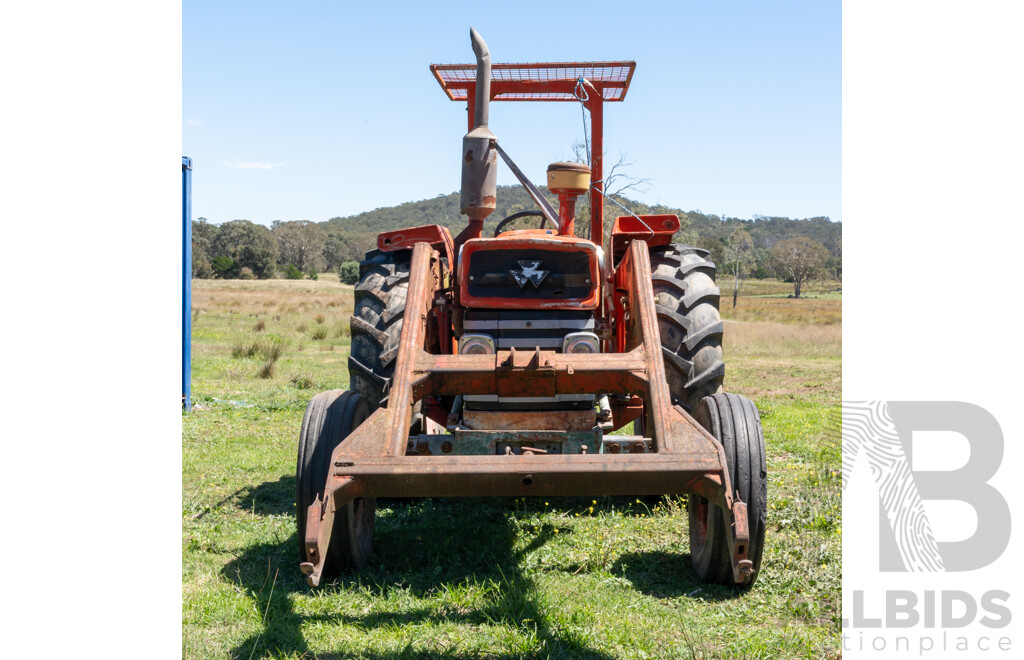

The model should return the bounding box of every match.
[183,278,841,659]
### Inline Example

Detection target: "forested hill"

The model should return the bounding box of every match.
[192,185,841,280]
[319,185,841,267]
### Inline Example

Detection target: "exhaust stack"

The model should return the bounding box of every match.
[460,27,497,222]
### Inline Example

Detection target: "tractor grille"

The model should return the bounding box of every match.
[463,310,595,411]
[465,249,594,301]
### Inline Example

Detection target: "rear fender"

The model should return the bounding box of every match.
[378,224,454,267]
[610,214,680,266]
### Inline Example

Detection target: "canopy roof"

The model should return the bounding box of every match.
[430,61,636,102]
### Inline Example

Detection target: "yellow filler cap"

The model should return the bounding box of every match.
[546,162,591,195]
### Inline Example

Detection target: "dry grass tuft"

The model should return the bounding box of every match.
[230,335,286,377]
[290,373,315,389]
[259,336,284,362]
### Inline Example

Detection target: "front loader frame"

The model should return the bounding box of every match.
[301,241,753,587]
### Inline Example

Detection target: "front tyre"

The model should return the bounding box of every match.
[296,389,375,576]
[688,393,767,587]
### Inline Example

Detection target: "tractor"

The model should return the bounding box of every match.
[296,28,767,588]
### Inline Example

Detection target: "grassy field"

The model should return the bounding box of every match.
[183,275,841,659]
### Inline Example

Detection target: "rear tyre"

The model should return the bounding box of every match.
[348,249,410,410]
[650,245,725,413]
[688,393,767,587]
[296,389,375,575]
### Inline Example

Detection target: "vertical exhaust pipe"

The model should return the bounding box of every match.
[471,26,490,130]
[460,27,497,223]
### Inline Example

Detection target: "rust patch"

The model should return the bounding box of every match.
[462,409,596,431]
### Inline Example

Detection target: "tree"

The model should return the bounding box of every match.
[191,217,217,278]
[324,228,375,267]
[830,230,843,282]
[695,234,726,266]
[723,227,755,307]
[192,244,213,278]
[323,231,347,270]
[212,220,279,279]
[192,217,217,248]
[339,261,360,285]
[749,247,773,279]
[211,255,236,278]
[571,142,652,199]
[569,142,653,240]
[273,220,326,273]
[770,237,829,298]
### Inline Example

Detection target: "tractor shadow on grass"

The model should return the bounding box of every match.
[611,551,748,602]
[223,495,617,659]
[236,473,296,517]
[189,474,296,524]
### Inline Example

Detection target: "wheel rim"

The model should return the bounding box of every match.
[343,403,375,565]
[691,495,710,551]
[350,498,375,559]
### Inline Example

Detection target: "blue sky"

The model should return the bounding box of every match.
[184,1,840,225]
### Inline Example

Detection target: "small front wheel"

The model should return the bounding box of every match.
[688,393,767,587]
[296,389,375,576]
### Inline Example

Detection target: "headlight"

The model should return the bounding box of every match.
[458,333,495,355]
[563,331,599,354]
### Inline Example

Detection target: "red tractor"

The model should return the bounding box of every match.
[296,28,767,588]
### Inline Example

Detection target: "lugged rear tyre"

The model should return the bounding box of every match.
[348,249,410,410]
[688,393,767,587]
[296,389,375,575]
[650,245,725,413]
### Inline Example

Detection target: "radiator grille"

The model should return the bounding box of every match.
[463,310,596,411]
[465,249,595,301]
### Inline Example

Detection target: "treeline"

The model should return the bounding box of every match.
[686,211,841,280]
[191,186,841,280]
[191,218,362,280]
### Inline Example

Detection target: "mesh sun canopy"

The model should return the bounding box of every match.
[430,62,636,102]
